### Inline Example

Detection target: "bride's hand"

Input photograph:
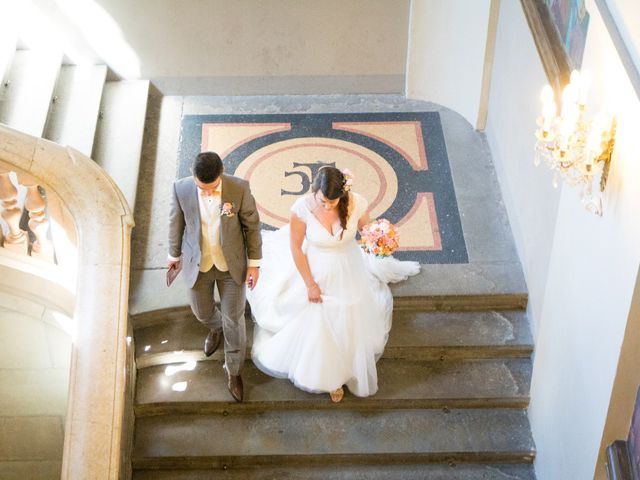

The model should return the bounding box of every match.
[307,283,323,303]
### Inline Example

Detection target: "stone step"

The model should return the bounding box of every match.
[392,293,527,312]
[92,79,150,211]
[133,309,533,368]
[43,64,107,156]
[0,49,61,136]
[135,358,531,416]
[131,291,528,330]
[387,310,533,360]
[133,408,535,468]
[132,463,536,480]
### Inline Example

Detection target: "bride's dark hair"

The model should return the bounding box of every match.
[312,166,349,236]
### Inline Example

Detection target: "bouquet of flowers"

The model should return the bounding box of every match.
[360,219,400,257]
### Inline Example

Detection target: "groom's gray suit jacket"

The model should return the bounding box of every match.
[168,174,262,288]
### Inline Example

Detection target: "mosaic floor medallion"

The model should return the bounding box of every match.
[178,112,467,264]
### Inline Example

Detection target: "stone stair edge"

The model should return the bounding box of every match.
[0,49,62,137]
[134,397,532,417]
[135,345,534,370]
[130,463,536,480]
[131,451,536,470]
[130,294,529,331]
[42,64,108,157]
[92,78,150,211]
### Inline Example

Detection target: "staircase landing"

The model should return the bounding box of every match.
[129,94,525,315]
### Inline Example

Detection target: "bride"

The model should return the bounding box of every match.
[246,166,420,402]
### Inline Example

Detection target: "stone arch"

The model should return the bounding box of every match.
[0,124,134,480]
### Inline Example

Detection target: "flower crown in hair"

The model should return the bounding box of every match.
[341,168,354,193]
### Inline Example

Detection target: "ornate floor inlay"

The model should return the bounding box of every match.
[178,112,467,263]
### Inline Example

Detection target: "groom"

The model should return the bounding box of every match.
[168,151,262,402]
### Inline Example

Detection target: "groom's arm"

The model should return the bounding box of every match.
[238,181,262,264]
[168,182,185,263]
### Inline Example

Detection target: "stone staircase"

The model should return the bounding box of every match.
[0,41,539,479]
[130,293,536,479]
[0,47,149,211]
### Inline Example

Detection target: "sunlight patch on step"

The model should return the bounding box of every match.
[164,360,197,377]
[171,381,188,392]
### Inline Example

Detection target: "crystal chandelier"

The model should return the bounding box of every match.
[534,70,616,216]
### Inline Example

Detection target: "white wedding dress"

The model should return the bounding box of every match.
[246,193,420,397]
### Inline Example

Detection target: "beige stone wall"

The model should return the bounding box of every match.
[29,0,411,94]
[0,291,72,479]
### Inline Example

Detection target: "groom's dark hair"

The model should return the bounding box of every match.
[193,152,223,183]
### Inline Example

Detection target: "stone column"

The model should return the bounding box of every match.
[0,170,28,254]
[23,183,54,262]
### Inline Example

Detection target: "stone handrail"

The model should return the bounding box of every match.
[0,124,134,480]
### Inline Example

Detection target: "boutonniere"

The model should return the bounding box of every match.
[221,202,235,217]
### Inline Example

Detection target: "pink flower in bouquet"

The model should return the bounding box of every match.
[361,218,400,257]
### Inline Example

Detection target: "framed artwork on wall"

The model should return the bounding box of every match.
[522,0,640,100]
[545,0,590,70]
[520,0,589,93]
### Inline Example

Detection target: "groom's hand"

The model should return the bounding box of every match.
[167,258,181,270]
[246,267,260,290]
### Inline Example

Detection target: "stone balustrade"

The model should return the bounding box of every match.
[0,124,134,480]
[0,170,28,255]
[0,168,56,262]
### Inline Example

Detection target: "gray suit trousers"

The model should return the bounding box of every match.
[188,266,246,375]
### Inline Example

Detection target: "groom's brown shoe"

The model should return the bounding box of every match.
[204,329,222,357]
[227,373,244,403]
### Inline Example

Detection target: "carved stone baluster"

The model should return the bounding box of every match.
[24,184,54,262]
[0,172,28,254]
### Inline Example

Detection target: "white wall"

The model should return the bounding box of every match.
[530,1,640,476]
[487,0,640,478]
[485,0,561,334]
[406,0,491,127]
[29,0,411,95]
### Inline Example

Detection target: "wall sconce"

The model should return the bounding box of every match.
[534,70,616,216]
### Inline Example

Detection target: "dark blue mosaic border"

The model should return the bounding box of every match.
[178,112,468,264]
